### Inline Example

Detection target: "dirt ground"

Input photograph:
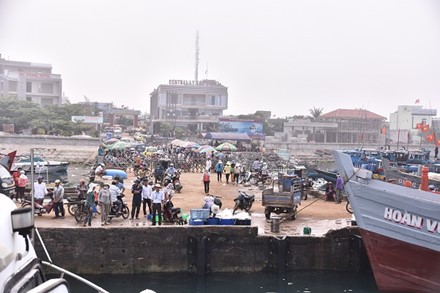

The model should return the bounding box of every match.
[28,170,353,236]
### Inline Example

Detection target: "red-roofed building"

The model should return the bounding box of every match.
[321,109,386,120]
[319,108,386,143]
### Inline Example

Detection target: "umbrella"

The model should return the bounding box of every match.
[199,146,216,153]
[215,142,237,152]
[106,141,126,150]
[105,138,120,144]
[171,139,183,146]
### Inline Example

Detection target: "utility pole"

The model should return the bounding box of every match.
[195,30,199,82]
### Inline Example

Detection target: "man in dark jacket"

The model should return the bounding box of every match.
[131,179,142,220]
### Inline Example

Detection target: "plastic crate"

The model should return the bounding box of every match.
[190,209,210,220]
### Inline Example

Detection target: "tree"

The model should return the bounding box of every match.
[309,107,324,120]
[0,97,97,136]
[308,107,324,142]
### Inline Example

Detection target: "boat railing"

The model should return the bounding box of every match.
[35,227,109,293]
[41,261,109,293]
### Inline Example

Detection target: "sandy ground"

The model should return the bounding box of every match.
[23,170,353,236]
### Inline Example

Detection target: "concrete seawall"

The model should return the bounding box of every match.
[35,226,370,275]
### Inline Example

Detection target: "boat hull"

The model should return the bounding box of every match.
[360,229,440,293]
[333,151,440,293]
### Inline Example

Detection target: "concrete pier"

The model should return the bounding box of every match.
[35,226,370,275]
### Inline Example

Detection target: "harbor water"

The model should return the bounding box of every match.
[62,270,379,293]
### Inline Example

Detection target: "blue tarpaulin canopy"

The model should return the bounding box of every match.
[203,132,251,141]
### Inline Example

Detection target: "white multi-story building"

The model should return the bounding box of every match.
[389,105,437,144]
[149,79,228,133]
[0,54,62,106]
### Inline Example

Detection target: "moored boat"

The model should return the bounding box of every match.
[382,158,440,190]
[333,150,440,293]
[0,193,110,292]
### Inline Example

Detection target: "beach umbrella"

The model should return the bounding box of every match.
[215,142,237,152]
[199,146,216,153]
[106,141,126,150]
[171,139,183,146]
[105,138,120,144]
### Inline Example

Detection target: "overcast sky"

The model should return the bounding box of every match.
[1,0,440,119]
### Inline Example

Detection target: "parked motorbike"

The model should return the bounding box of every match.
[238,171,251,184]
[66,196,84,216]
[301,178,313,200]
[249,171,272,186]
[21,198,47,216]
[108,195,130,221]
[232,191,255,214]
[202,194,222,217]
[163,199,185,224]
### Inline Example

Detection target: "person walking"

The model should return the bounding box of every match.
[142,180,153,217]
[151,183,165,226]
[83,183,97,227]
[205,157,212,172]
[33,176,47,205]
[99,183,111,225]
[335,175,344,204]
[52,179,65,219]
[202,169,211,194]
[215,160,223,182]
[234,163,240,185]
[223,162,232,184]
[435,146,438,159]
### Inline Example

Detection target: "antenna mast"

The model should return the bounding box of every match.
[195,30,199,82]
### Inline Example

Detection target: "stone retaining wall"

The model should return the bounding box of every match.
[35,226,370,275]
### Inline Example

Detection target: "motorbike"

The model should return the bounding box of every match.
[172,171,183,193]
[163,171,183,193]
[238,171,251,184]
[21,198,47,216]
[301,179,313,200]
[232,191,255,214]
[202,194,222,217]
[249,171,272,186]
[66,196,84,216]
[163,199,185,225]
[108,195,130,221]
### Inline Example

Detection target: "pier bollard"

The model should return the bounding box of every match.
[271,216,281,233]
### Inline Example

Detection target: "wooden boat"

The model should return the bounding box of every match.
[382,158,440,190]
[333,150,440,293]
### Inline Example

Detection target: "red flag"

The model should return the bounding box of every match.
[437,139,440,146]
[426,133,435,142]
[416,122,424,129]
[0,150,16,171]
[415,99,420,104]
[421,124,430,132]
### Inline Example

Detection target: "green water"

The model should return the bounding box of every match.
[63,270,379,293]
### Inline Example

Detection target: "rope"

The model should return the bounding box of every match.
[297,195,321,214]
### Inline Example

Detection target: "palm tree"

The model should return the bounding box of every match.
[308,107,324,142]
[309,107,323,120]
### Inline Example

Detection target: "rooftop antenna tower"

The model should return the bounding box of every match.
[195,30,199,82]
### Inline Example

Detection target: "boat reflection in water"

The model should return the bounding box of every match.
[64,270,379,293]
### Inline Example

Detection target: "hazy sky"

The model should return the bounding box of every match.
[1,0,440,119]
